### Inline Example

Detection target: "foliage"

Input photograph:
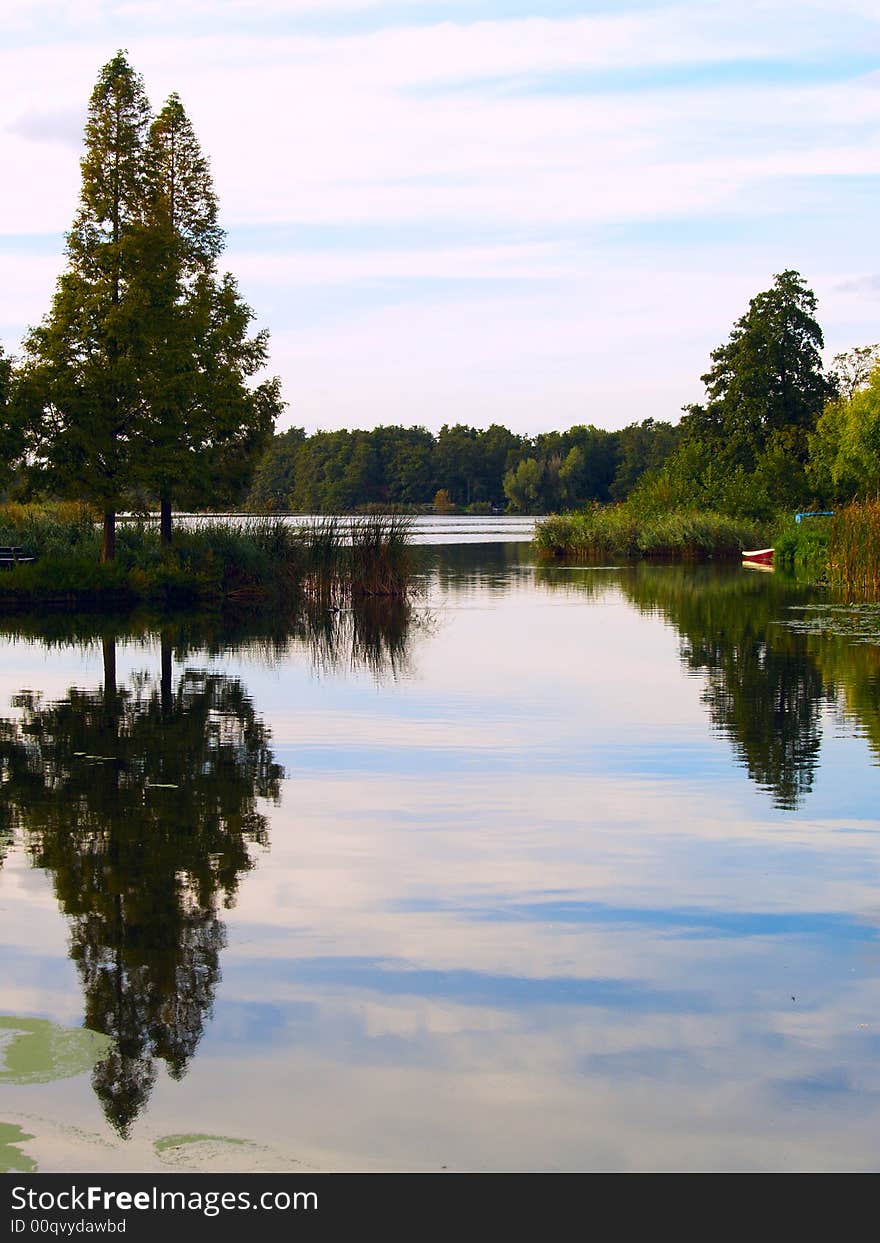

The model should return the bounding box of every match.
[137,94,282,533]
[503,457,544,512]
[534,505,764,562]
[0,506,415,609]
[773,514,830,580]
[642,271,835,520]
[18,54,281,557]
[827,501,880,597]
[19,53,152,555]
[808,363,880,502]
[245,427,306,512]
[609,418,681,500]
[0,347,22,497]
[433,488,455,514]
[831,344,880,403]
[245,418,679,515]
[683,269,833,458]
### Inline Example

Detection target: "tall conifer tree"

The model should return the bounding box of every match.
[23,52,151,560]
[139,94,281,542]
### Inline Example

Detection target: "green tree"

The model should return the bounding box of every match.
[379,426,435,506]
[246,426,307,511]
[809,364,880,501]
[682,269,834,470]
[22,53,152,561]
[503,457,543,512]
[138,93,282,541]
[476,424,521,507]
[436,425,482,506]
[610,419,680,501]
[646,270,834,518]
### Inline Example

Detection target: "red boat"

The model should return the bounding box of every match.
[742,547,774,565]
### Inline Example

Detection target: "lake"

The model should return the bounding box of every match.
[161,512,538,544]
[2,529,880,1172]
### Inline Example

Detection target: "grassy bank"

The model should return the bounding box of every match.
[0,505,415,610]
[535,506,765,563]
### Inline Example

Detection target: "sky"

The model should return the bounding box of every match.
[1,1,880,435]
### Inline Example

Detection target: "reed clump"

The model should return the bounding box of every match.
[828,501,880,597]
[0,507,415,611]
[535,506,764,563]
[295,514,415,602]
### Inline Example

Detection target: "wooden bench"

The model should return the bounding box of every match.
[0,546,36,568]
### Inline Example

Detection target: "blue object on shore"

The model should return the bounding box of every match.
[794,511,834,524]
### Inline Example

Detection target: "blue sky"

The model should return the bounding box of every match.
[2,0,880,433]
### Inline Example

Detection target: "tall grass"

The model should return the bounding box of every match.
[0,506,416,611]
[294,514,415,601]
[828,501,880,597]
[535,505,765,563]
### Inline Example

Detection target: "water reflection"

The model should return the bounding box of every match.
[621,568,827,810]
[421,541,532,598]
[0,636,279,1134]
[535,564,880,809]
[5,556,880,1170]
[0,601,423,1135]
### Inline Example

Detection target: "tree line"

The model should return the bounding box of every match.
[0,53,282,559]
[245,418,680,513]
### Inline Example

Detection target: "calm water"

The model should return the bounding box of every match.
[167,513,538,544]
[2,537,880,1172]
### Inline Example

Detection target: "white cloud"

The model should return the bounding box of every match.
[1,4,880,428]
[7,107,85,147]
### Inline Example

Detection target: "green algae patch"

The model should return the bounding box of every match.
[155,1133,247,1153]
[0,1017,113,1085]
[0,1122,37,1173]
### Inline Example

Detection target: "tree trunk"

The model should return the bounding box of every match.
[160,633,173,714]
[102,636,117,698]
[101,510,116,562]
[160,496,172,546]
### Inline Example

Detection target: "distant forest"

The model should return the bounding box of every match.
[245,419,680,514]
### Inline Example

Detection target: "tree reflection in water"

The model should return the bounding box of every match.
[621,567,827,810]
[0,599,421,1135]
[535,565,849,811]
[1,634,279,1134]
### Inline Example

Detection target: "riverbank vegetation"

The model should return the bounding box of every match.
[534,269,880,585]
[535,506,763,562]
[825,502,880,597]
[0,505,415,610]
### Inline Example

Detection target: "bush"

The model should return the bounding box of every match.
[773,514,830,580]
[535,505,765,563]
